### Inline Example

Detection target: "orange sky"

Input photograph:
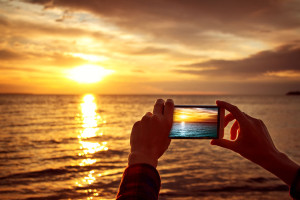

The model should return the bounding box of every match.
[174,107,218,123]
[0,1,300,94]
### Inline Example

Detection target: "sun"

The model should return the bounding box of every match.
[180,115,187,119]
[67,64,114,83]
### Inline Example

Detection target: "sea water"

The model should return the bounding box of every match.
[0,94,299,200]
[170,122,218,138]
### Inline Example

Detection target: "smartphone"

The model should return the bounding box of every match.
[169,105,224,139]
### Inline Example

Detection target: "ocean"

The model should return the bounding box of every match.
[170,122,218,138]
[0,94,299,200]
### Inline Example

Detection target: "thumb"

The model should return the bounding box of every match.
[211,139,235,151]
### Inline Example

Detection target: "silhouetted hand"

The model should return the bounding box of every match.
[128,99,174,168]
[211,100,279,164]
[211,100,299,186]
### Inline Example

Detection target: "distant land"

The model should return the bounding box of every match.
[286,91,300,95]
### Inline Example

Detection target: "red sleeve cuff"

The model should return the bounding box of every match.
[117,163,161,200]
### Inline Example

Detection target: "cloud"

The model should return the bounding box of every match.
[0,65,46,73]
[0,16,107,39]
[24,0,300,49]
[0,49,22,60]
[149,79,300,95]
[131,47,170,55]
[25,0,300,28]
[0,47,88,78]
[55,10,73,22]
[175,43,300,78]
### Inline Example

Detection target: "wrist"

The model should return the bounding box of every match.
[259,150,299,186]
[128,152,158,168]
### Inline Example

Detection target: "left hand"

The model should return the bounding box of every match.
[128,99,174,168]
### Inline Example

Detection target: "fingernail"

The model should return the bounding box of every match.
[156,99,164,103]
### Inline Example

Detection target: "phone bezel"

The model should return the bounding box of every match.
[169,105,220,139]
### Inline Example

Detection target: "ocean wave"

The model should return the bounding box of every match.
[160,184,289,197]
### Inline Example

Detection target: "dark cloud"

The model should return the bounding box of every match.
[131,47,170,55]
[39,53,87,68]
[0,47,87,69]
[127,46,200,59]
[25,0,300,28]
[0,49,22,60]
[55,10,72,22]
[176,43,300,77]
[0,65,45,73]
[0,17,99,38]
[24,0,300,48]
[150,79,300,95]
[0,15,115,44]
[0,17,9,26]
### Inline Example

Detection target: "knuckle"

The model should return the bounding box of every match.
[133,121,141,128]
[141,115,151,122]
[231,105,239,111]
[132,121,141,132]
[151,114,160,122]
[154,103,163,109]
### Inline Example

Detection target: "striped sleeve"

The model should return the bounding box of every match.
[116,164,161,200]
[290,168,300,200]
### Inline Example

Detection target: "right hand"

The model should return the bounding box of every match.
[211,100,279,165]
[211,100,300,187]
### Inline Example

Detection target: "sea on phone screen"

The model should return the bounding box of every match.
[170,122,218,138]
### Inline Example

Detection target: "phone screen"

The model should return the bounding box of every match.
[169,105,221,139]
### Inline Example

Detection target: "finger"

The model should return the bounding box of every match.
[141,112,152,122]
[164,99,174,123]
[153,99,165,116]
[211,139,235,151]
[230,120,239,140]
[216,100,246,125]
[243,112,256,121]
[224,113,235,127]
[145,112,153,116]
[130,121,141,145]
[219,108,225,139]
[132,121,141,131]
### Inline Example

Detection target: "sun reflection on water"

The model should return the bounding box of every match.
[75,94,109,197]
[79,94,99,138]
[79,141,108,155]
[78,94,108,152]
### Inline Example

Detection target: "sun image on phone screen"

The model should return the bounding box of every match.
[169,105,220,139]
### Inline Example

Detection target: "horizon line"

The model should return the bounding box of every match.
[0,92,290,96]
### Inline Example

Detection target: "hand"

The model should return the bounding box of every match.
[128,99,174,168]
[211,100,279,163]
[211,100,299,186]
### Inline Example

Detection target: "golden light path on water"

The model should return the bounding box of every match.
[75,94,108,199]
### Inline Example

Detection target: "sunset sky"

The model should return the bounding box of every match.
[174,107,218,123]
[1,0,300,94]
